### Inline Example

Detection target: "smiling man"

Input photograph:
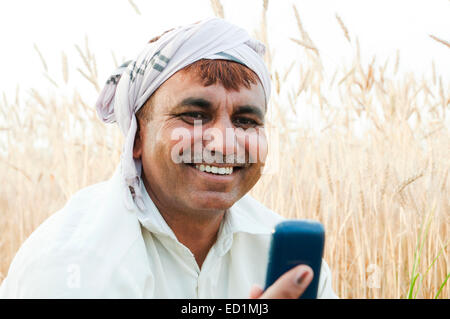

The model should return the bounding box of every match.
[0,18,337,298]
[133,64,268,269]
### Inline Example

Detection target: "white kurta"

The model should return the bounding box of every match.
[0,167,338,298]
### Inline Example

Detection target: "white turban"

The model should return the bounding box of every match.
[96,17,271,211]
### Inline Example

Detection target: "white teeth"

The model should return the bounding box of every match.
[194,165,234,175]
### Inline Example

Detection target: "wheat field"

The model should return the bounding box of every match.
[0,1,448,298]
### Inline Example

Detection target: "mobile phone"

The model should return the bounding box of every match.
[264,220,325,299]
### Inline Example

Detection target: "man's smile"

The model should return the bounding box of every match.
[195,164,234,175]
[184,162,245,183]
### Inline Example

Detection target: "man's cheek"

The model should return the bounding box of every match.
[170,127,194,164]
[237,129,268,165]
[256,132,268,164]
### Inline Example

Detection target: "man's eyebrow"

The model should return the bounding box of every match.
[176,97,213,109]
[234,105,265,121]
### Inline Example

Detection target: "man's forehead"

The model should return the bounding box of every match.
[163,69,266,109]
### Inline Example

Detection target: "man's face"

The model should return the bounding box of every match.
[133,69,267,214]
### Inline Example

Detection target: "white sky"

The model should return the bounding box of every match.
[0,0,449,104]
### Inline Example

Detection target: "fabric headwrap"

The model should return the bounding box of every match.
[96,17,271,211]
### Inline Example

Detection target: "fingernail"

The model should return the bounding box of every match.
[296,269,309,286]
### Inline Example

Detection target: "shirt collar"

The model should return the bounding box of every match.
[135,177,275,244]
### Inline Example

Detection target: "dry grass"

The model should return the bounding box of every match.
[0,1,448,298]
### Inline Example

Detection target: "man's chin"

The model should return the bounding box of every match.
[188,191,238,212]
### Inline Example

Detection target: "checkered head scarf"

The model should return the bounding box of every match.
[96,17,271,211]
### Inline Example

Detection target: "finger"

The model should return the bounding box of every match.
[249,285,264,299]
[260,265,314,299]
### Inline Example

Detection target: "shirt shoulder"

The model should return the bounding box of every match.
[0,175,145,298]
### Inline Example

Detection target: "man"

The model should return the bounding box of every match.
[0,18,337,298]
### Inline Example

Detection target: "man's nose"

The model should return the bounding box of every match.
[203,117,237,158]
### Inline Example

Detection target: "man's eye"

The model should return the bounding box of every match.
[234,117,259,127]
[180,112,207,122]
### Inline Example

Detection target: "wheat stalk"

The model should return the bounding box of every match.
[395,171,425,195]
[210,0,224,19]
[33,43,48,72]
[292,4,312,44]
[75,37,100,92]
[290,38,319,55]
[128,0,141,15]
[336,14,351,43]
[429,35,450,49]
[61,52,69,84]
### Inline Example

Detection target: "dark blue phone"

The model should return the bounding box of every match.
[264,220,325,299]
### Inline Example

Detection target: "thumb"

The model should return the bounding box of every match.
[261,265,314,299]
[249,285,264,299]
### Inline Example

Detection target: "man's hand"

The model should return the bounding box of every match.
[249,265,314,299]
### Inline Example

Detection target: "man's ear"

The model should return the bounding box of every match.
[133,128,143,159]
